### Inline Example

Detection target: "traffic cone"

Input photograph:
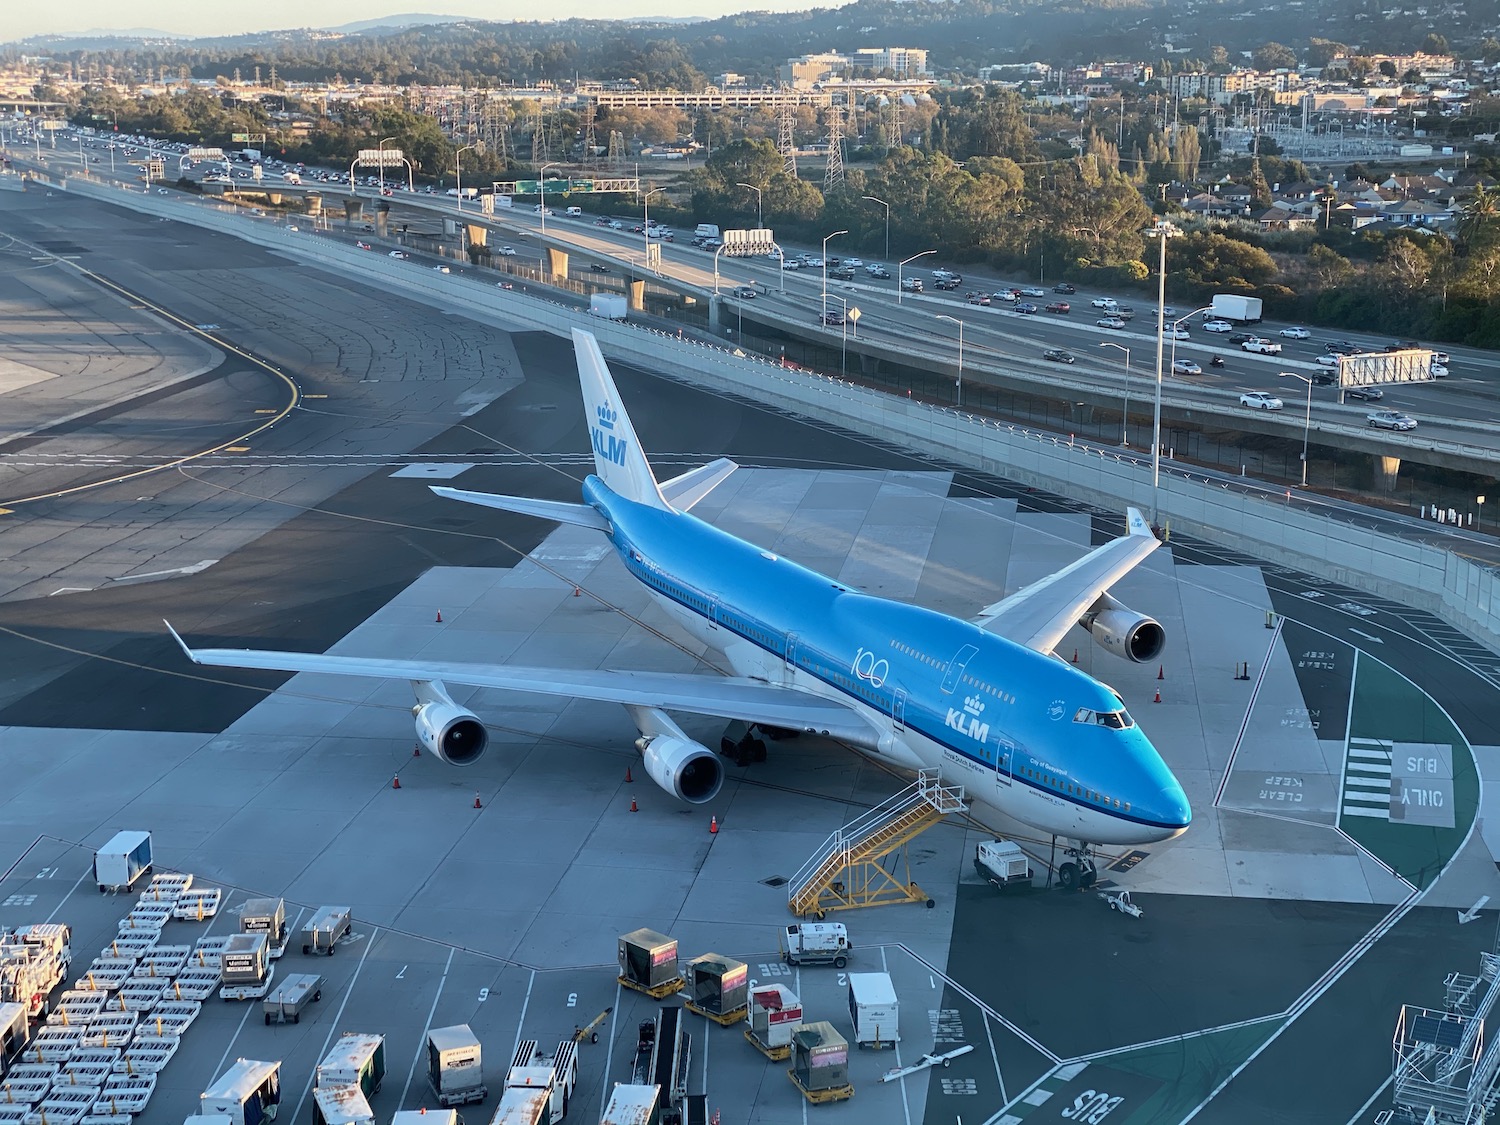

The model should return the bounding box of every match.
[413,743,421,758]
[1071,649,1078,664]
[709,815,719,835]
[473,792,482,809]
[435,609,443,623]
[1157,664,1165,681]
[1153,689,1161,704]
[574,586,582,597]
[629,797,638,813]
[392,774,401,789]
[625,766,633,784]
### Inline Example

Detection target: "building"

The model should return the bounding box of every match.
[849,48,929,77]
[779,48,930,88]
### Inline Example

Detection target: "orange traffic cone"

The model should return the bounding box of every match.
[1153,689,1161,704]
[709,815,719,835]
[625,766,633,783]
[629,797,638,813]
[435,609,443,623]
[1071,649,1078,664]
[574,586,582,597]
[1157,664,1165,681]
[392,774,401,789]
[473,792,482,809]
[413,743,421,758]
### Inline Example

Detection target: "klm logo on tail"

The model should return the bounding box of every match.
[591,403,629,467]
[946,694,990,744]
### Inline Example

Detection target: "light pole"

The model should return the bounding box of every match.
[1099,342,1131,445]
[828,294,850,377]
[936,314,965,408]
[862,194,889,261]
[1144,220,1182,525]
[454,142,475,211]
[713,241,727,294]
[1278,371,1314,487]
[735,181,762,228]
[643,186,665,274]
[898,249,936,305]
[538,160,560,237]
[377,135,397,196]
[821,229,848,320]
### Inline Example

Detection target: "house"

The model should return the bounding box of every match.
[1255,203,1318,231]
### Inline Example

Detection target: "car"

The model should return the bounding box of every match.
[594,218,611,226]
[932,269,961,282]
[821,311,846,326]
[387,251,408,259]
[497,246,516,256]
[933,277,961,290]
[1310,354,1340,369]
[1203,320,1234,333]
[432,265,451,273]
[250,208,265,216]
[1014,303,1038,314]
[1042,349,1076,364]
[1097,316,1126,329]
[965,292,991,306]
[497,280,515,290]
[1432,351,1451,364]
[1309,371,1336,385]
[732,286,757,299]
[865,265,890,279]
[1045,302,1071,313]
[1325,340,1364,355]
[534,205,554,215]
[1166,327,1191,341]
[1242,338,1283,354]
[991,289,1019,302]
[1280,326,1311,339]
[608,220,624,230]
[844,258,864,268]
[1228,332,1255,345]
[805,257,824,268]
[1430,363,1449,378]
[1091,297,1118,309]
[1020,286,1046,297]
[1240,391,1283,410]
[1172,359,1203,375]
[355,241,372,250]
[1114,306,1136,320]
[1367,410,1417,431]
[1386,340,1419,351]
[781,259,802,270]
[1053,283,1076,294]
[156,187,169,195]
[1161,306,1177,318]
[589,263,610,273]
[1346,385,1384,401]
[900,277,923,292]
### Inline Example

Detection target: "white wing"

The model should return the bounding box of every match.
[973,508,1159,654]
[166,624,872,743]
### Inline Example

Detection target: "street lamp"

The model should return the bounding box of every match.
[1144,220,1182,526]
[735,181,762,228]
[936,314,965,408]
[377,135,397,196]
[898,249,936,305]
[1167,305,1216,378]
[538,160,560,237]
[861,195,889,261]
[643,186,665,274]
[821,229,848,320]
[1099,342,1131,445]
[827,294,850,378]
[454,142,476,211]
[1278,371,1314,487]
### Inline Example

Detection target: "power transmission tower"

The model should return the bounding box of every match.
[581,101,597,166]
[531,114,549,165]
[607,130,626,169]
[890,95,903,149]
[778,89,797,177]
[824,103,844,191]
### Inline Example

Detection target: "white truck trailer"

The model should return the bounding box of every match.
[848,971,900,1049]
[1210,294,1263,323]
[779,922,851,968]
[94,831,152,893]
[589,294,628,321]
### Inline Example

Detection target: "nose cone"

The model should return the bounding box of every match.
[1155,778,1193,840]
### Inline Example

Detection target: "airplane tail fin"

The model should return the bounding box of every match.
[573,328,669,509]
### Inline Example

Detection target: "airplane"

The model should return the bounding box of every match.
[169,328,1190,890]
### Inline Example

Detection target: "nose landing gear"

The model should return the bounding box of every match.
[1050,836,1098,891]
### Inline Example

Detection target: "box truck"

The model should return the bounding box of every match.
[1210,294,1263,323]
[847,972,900,1048]
[590,294,628,321]
[94,831,152,893]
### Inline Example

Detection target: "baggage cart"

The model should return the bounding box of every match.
[239,899,288,959]
[200,1058,282,1125]
[219,933,272,1002]
[617,929,682,999]
[316,1033,384,1099]
[1,1001,30,1072]
[311,1083,373,1125]
[301,908,350,956]
[93,832,152,894]
[262,974,322,1025]
[788,1021,853,1104]
[599,1083,660,1125]
[683,953,748,1026]
[744,984,802,1061]
[426,1024,484,1107]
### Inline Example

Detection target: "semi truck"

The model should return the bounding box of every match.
[1210,294,1263,323]
[94,830,152,893]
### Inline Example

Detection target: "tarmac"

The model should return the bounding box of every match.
[2,183,1500,1125]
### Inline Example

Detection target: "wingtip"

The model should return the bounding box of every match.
[1126,507,1152,537]
[162,619,197,663]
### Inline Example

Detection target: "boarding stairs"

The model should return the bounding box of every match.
[788,769,966,917]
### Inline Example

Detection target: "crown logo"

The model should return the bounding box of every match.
[595,404,617,431]
[963,695,985,716]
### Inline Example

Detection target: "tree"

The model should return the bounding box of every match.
[1308,243,1353,288]
[1459,183,1500,251]
[1171,125,1201,182]
[1421,33,1449,54]
[1248,157,1272,209]
[1482,38,1500,65]
[1171,231,1278,291]
[1253,42,1298,71]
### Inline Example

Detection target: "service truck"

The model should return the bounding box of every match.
[779,923,851,968]
[1210,294,1263,323]
[0,940,67,1019]
[847,972,901,1049]
[973,840,1034,889]
[590,294,628,321]
[94,830,152,893]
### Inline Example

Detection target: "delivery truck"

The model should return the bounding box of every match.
[847,972,900,1048]
[779,922,851,968]
[94,830,152,893]
[1210,294,1263,323]
[589,294,628,321]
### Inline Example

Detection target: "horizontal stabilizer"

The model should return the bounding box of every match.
[658,458,738,512]
[430,486,611,532]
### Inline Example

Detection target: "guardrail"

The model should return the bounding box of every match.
[51,173,1500,652]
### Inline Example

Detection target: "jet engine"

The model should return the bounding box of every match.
[411,680,488,765]
[635,734,724,804]
[1081,594,1165,664]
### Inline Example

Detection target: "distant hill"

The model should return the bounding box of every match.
[325,13,477,33]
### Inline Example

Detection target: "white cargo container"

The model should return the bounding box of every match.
[94,831,152,893]
[599,1084,660,1125]
[200,1058,282,1124]
[311,1083,373,1125]
[973,840,1033,889]
[590,294,628,321]
[847,972,900,1048]
[489,1084,550,1125]
[0,1000,28,1074]
[391,1113,458,1125]
[316,1033,384,1099]
[426,1024,484,1107]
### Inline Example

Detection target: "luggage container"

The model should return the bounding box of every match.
[93,832,152,894]
[744,984,802,1061]
[426,1024,484,1108]
[262,974,322,1025]
[239,899,288,958]
[200,1058,282,1125]
[779,923,850,968]
[788,1022,852,1104]
[0,1001,27,1075]
[847,972,900,1048]
[301,907,350,956]
[599,1083,660,1125]
[683,954,748,1026]
[311,1083,373,1125]
[617,929,682,999]
[391,1114,458,1125]
[316,1033,384,1099]
[490,1084,550,1125]
[219,933,272,1001]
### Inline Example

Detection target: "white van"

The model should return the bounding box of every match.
[565,206,584,217]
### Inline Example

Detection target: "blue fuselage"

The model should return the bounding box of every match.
[584,477,1190,845]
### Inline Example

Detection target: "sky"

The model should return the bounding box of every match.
[10,0,821,40]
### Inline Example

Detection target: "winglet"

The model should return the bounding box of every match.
[1126,507,1153,537]
[163,620,200,664]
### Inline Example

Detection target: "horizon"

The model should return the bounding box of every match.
[6,0,828,41]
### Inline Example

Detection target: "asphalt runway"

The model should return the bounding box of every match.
[3,186,1500,1124]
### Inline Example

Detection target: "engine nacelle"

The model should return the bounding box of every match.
[414,701,489,765]
[636,735,723,804]
[1082,595,1165,664]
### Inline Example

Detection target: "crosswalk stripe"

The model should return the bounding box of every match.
[1342,805,1389,819]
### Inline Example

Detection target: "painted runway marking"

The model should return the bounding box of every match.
[398,946,455,1107]
[292,925,380,1124]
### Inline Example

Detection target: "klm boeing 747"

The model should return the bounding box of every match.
[169,329,1189,889]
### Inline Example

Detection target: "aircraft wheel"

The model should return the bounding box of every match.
[1058,862,1078,891]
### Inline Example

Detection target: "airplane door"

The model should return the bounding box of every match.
[783,633,798,687]
[995,741,1013,789]
[940,645,979,695]
[708,599,720,631]
[892,689,907,732]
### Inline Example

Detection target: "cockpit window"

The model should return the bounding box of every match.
[1073,708,1135,730]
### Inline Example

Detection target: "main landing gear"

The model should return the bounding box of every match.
[720,721,798,766]
[1049,836,1098,891]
